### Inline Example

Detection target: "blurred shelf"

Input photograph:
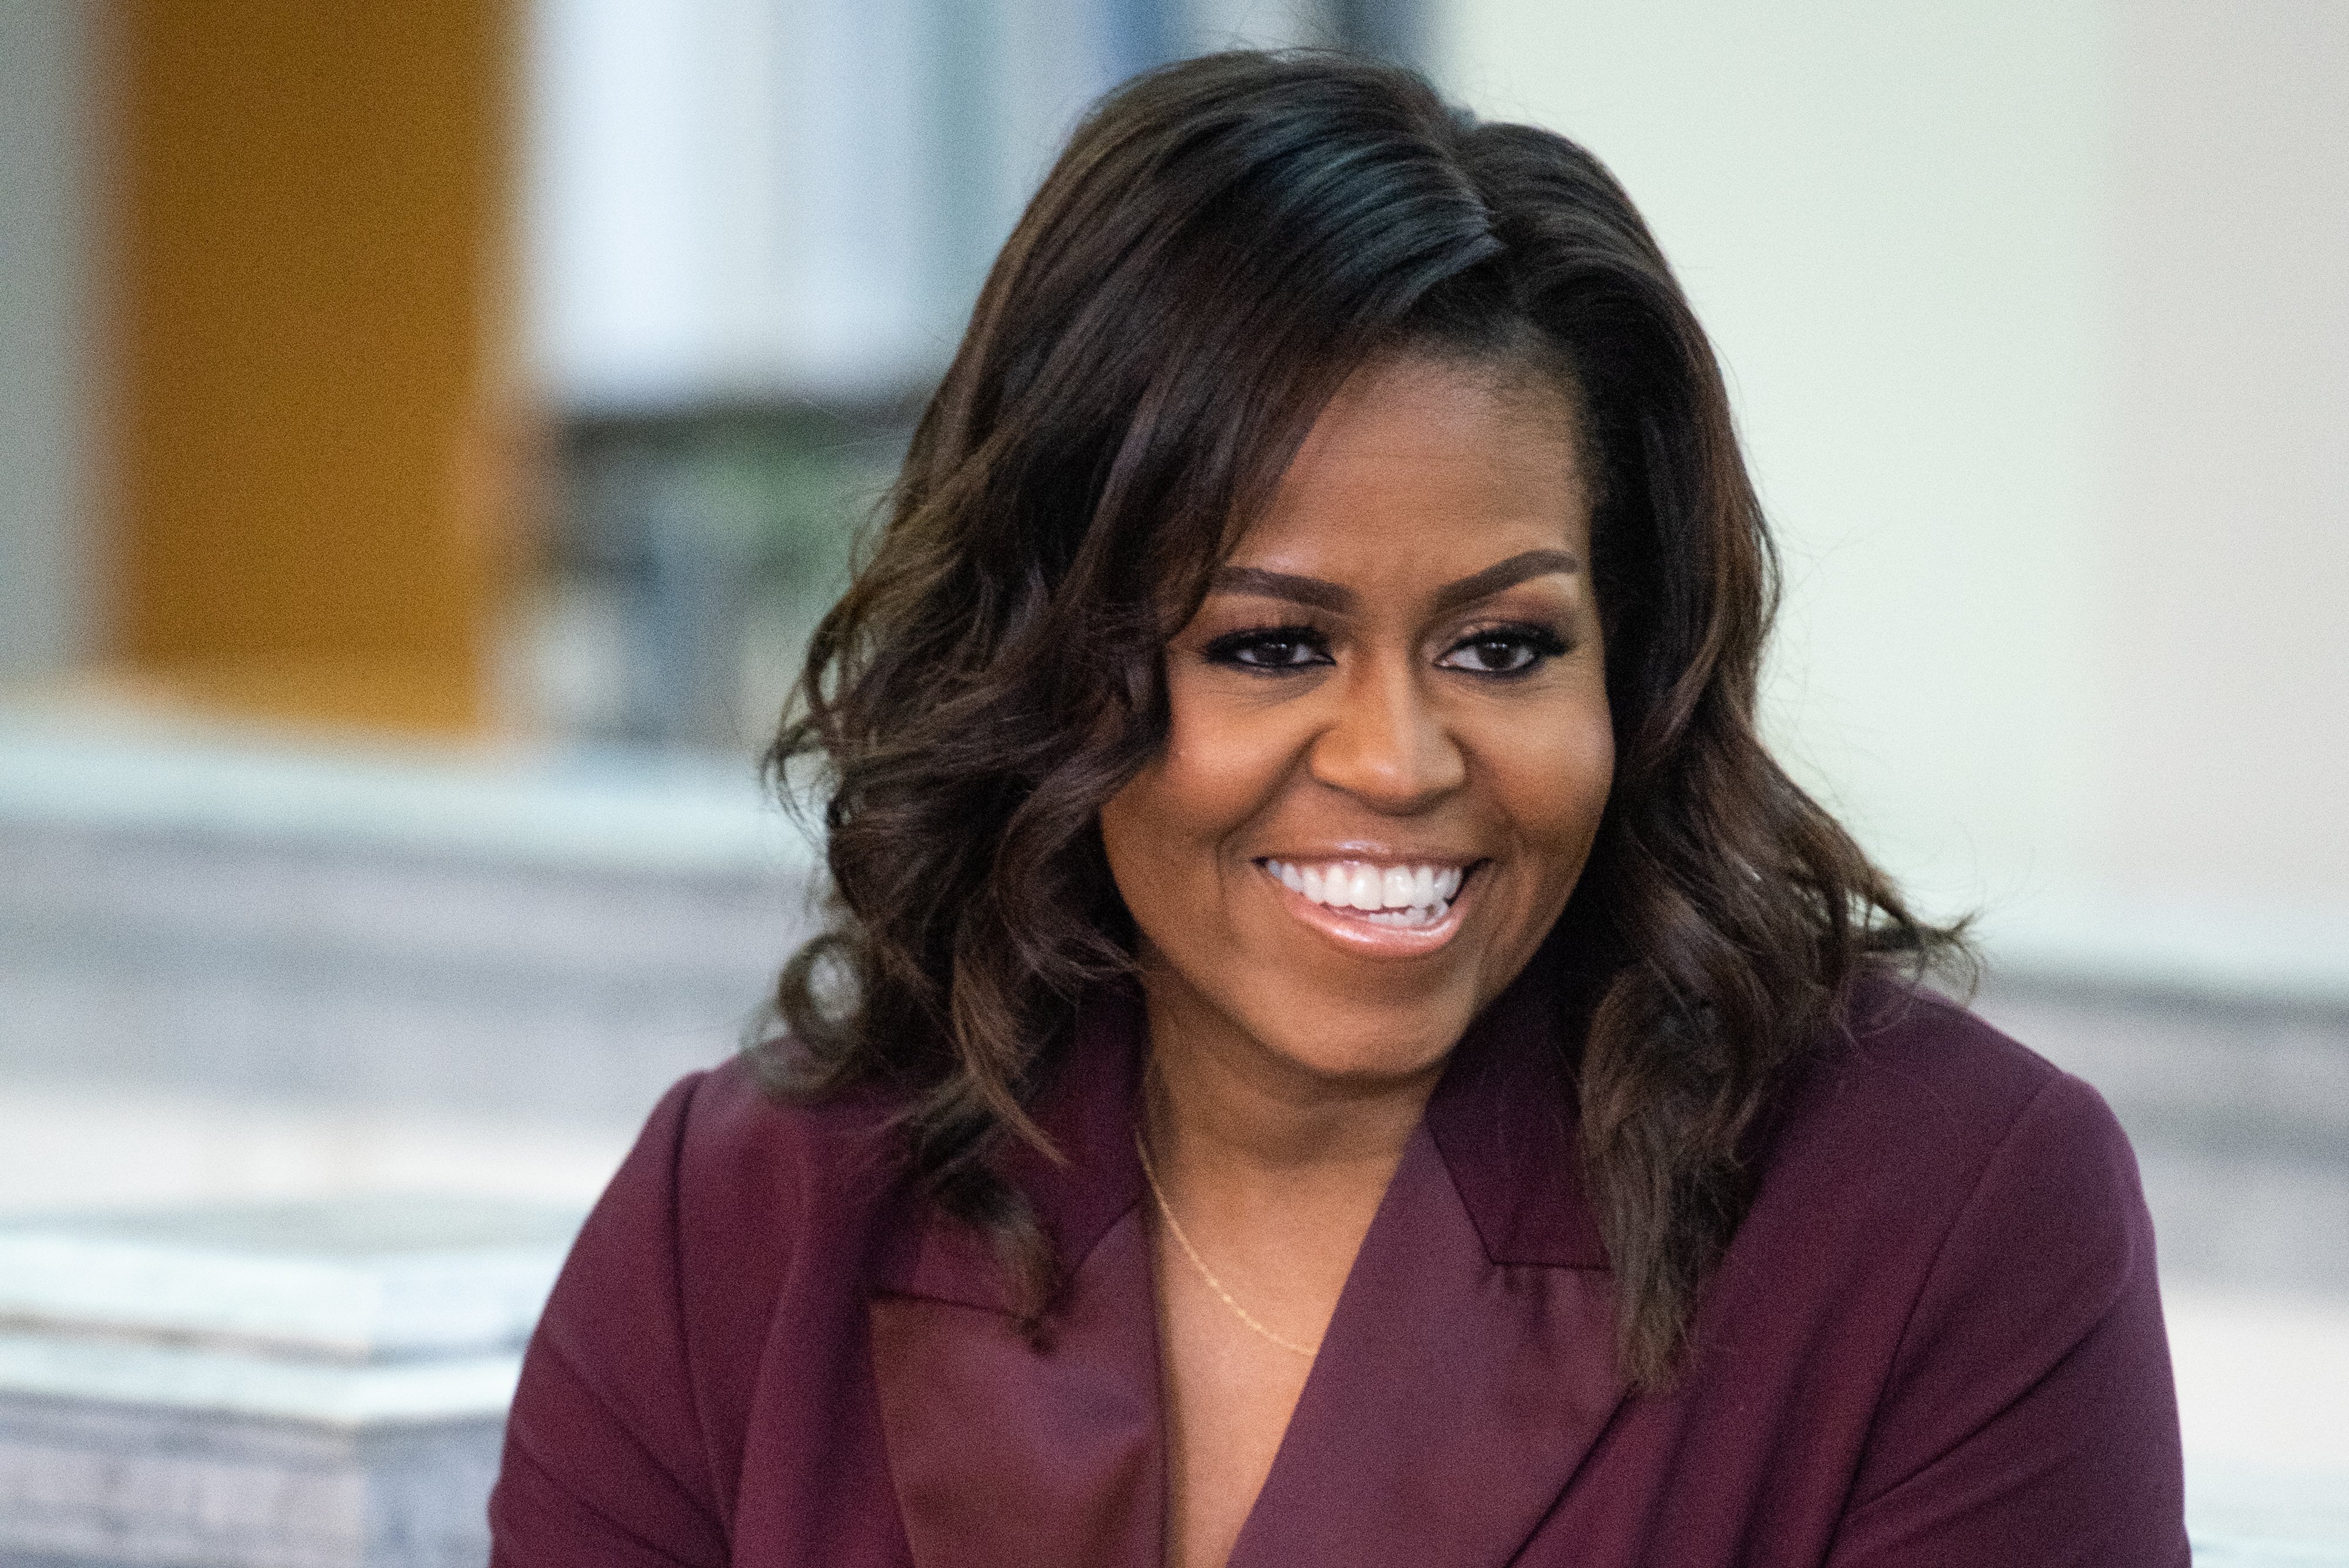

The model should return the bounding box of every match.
[0,700,817,1128]
[0,1196,574,1567]
[0,697,810,878]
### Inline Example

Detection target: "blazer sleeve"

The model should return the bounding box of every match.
[1825,1072,2191,1568]
[489,1072,733,1567]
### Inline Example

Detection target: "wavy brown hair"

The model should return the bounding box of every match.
[757,50,1963,1388]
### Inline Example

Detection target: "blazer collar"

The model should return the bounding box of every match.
[877,984,1152,1314]
[867,988,1164,1567]
[1421,960,1613,1268]
[869,961,1628,1568]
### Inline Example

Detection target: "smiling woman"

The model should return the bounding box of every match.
[1099,358,1622,1554]
[490,51,2189,1568]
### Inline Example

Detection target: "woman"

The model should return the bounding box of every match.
[492,52,2188,1566]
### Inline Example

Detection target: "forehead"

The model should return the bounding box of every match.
[1229,353,1593,576]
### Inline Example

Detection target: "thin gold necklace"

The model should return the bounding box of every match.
[1133,1126,1317,1360]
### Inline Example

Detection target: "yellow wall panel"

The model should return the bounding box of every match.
[116,1,517,733]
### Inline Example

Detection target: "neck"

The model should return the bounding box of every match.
[1136,970,1442,1200]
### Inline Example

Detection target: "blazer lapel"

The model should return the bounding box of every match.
[1227,970,1629,1568]
[866,989,1165,1568]
[867,961,1626,1568]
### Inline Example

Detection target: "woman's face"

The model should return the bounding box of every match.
[1099,351,1614,1090]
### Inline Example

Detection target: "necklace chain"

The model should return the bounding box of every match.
[1133,1126,1318,1360]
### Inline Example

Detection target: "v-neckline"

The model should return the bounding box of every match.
[1139,1114,1382,1568]
[866,970,1630,1568]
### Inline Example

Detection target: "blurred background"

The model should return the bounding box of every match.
[0,1,2343,1562]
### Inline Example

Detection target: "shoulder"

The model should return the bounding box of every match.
[1741,973,2155,1337]
[1747,974,2158,1370]
[1753,990,2186,1551]
[496,1054,915,1553]
[536,1053,917,1380]
[669,1052,910,1209]
[1842,975,2151,1273]
[1780,973,2135,1209]
[648,1052,917,1290]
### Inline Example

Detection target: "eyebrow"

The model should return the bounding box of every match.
[1207,549,1581,616]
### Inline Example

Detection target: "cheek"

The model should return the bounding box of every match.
[1488,704,1615,873]
[1098,740,1264,891]
[1099,683,1305,932]
[1129,686,1297,845]
[1099,755,1250,973]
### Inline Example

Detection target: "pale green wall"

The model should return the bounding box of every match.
[1433,1,2349,992]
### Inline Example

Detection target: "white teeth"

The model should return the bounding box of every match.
[1261,859,1471,919]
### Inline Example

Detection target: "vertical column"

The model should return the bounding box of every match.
[116,0,519,734]
[0,0,98,681]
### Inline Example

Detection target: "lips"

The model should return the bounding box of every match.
[1251,856,1484,958]
[1260,857,1466,927]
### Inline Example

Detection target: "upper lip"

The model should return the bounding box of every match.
[1251,849,1483,868]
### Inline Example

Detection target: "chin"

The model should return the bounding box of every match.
[1232,980,1479,1088]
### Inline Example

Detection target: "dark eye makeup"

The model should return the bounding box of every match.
[1199,620,1570,677]
[1435,622,1569,675]
[1201,624,1333,669]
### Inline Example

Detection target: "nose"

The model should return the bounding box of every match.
[1307,653,1466,811]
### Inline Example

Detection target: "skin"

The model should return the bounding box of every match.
[1096,350,1615,1568]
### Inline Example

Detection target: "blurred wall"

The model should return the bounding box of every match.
[1436,0,2349,988]
[2106,2,2349,935]
[528,0,943,409]
[116,1,520,734]
[0,0,99,681]
[528,0,1155,412]
[525,0,1347,416]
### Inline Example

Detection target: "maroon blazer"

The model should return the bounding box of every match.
[489,976,2189,1566]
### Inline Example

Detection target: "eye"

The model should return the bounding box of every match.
[1435,623,1568,677]
[1201,624,1334,671]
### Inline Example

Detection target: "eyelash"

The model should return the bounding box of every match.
[1443,622,1569,675]
[1200,621,1569,678]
